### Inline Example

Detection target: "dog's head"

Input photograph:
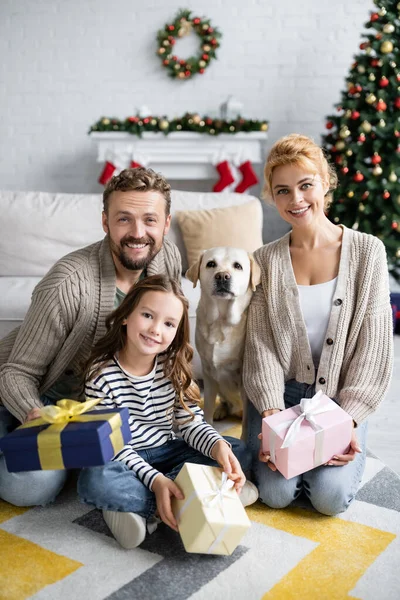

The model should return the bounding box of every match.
[186,247,261,299]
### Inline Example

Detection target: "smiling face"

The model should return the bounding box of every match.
[102,190,171,272]
[199,247,252,300]
[123,290,184,360]
[271,163,329,228]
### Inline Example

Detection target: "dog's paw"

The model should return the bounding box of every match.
[213,402,229,421]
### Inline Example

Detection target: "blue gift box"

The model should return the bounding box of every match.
[0,407,131,472]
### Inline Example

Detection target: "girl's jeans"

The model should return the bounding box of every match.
[0,404,67,507]
[246,380,367,516]
[78,436,251,520]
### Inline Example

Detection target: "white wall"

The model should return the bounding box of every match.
[0,0,369,195]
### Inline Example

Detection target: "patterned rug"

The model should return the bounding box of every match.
[1,423,399,600]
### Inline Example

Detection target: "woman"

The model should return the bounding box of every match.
[243,134,393,516]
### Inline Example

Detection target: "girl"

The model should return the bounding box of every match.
[243,134,393,516]
[78,275,256,549]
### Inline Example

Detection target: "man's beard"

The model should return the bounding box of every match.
[109,235,161,271]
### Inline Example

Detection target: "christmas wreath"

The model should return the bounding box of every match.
[156,9,222,79]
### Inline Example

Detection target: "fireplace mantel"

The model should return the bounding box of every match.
[91,131,268,180]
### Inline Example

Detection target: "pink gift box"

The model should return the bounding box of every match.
[262,391,353,479]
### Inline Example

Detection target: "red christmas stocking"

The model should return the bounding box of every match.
[213,160,235,192]
[98,161,116,185]
[234,160,259,193]
[130,161,143,169]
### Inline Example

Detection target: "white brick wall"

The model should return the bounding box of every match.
[0,0,369,194]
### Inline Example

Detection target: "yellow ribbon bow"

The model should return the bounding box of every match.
[20,398,124,470]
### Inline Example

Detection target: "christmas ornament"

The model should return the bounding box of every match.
[378,7,387,16]
[383,23,395,34]
[339,126,351,138]
[366,93,377,104]
[373,164,383,176]
[353,171,364,182]
[369,73,376,82]
[371,153,382,164]
[326,121,334,129]
[351,110,360,119]
[379,76,389,87]
[394,98,400,109]
[383,190,391,199]
[376,99,387,111]
[379,119,386,127]
[156,10,222,79]
[392,221,398,229]
[342,166,349,174]
[346,150,353,156]
[370,12,379,22]
[380,40,394,54]
[359,203,365,211]
[361,120,372,132]
[347,191,355,198]
[336,140,345,150]
[389,172,398,182]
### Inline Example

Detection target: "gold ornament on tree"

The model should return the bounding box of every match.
[361,120,372,132]
[389,172,398,182]
[381,40,394,54]
[366,93,377,104]
[373,164,383,176]
[383,23,395,34]
[178,19,192,37]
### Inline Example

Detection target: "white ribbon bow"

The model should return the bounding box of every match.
[269,390,338,466]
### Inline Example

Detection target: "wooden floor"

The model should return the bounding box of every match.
[367,334,400,475]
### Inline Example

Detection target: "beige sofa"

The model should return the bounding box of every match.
[0,189,263,377]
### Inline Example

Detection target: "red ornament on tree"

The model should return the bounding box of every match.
[383,191,391,200]
[370,12,379,22]
[193,17,201,24]
[353,172,364,182]
[392,221,399,229]
[342,166,349,174]
[376,100,387,111]
[362,191,369,200]
[202,54,209,60]
[326,121,334,129]
[394,98,400,109]
[167,25,175,31]
[371,153,382,164]
[358,133,366,142]
[360,42,369,50]
[351,111,360,119]
[379,77,389,87]
[371,59,380,67]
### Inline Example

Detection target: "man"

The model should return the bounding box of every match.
[0,167,181,507]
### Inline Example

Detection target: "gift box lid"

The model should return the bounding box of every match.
[0,408,130,451]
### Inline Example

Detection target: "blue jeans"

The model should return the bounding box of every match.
[78,437,251,520]
[0,403,67,507]
[246,380,367,516]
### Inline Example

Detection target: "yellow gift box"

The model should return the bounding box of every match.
[172,463,251,555]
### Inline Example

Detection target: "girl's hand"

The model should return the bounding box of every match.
[325,428,362,467]
[258,409,280,471]
[152,474,184,531]
[211,440,246,493]
[25,408,42,422]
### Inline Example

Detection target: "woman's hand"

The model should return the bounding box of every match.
[152,474,184,531]
[258,409,280,471]
[211,440,246,493]
[25,408,42,422]
[325,427,362,467]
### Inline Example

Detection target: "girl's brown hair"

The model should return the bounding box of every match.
[81,275,200,418]
[263,134,338,210]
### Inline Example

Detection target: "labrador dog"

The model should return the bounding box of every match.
[186,247,261,424]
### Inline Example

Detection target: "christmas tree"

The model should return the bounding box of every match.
[322,0,400,280]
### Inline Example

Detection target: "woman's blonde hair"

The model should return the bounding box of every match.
[81,275,200,419]
[263,134,338,209]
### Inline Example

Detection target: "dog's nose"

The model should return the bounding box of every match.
[215,271,231,282]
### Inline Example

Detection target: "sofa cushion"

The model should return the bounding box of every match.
[175,199,264,268]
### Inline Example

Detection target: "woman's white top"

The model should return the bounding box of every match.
[297,278,338,365]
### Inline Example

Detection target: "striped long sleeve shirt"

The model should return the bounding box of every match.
[85,354,223,489]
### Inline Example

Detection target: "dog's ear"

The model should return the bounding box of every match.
[248,253,261,292]
[185,252,205,288]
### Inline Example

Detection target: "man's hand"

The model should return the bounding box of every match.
[152,474,184,531]
[325,427,362,467]
[25,408,42,422]
[211,440,246,493]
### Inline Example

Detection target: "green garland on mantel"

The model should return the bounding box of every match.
[89,113,269,137]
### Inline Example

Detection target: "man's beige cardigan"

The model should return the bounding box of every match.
[243,226,393,425]
[0,237,181,422]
